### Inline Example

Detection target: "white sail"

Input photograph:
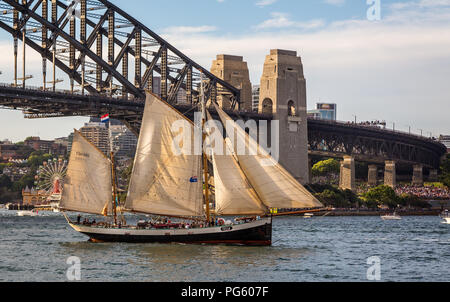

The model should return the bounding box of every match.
[206,113,268,216]
[60,130,112,215]
[124,93,204,217]
[214,104,323,210]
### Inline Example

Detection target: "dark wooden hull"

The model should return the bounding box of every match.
[69,217,273,246]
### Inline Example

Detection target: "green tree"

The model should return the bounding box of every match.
[312,158,340,177]
[364,185,400,209]
[27,152,53,168]
[14,144,35,159]
[315,190,347,208]
[398,194,431,209]
[440,154,450,188]
[308,184,362,208]
[0,174,12,189]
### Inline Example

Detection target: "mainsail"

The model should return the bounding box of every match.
[124,93,204,217]
[60,130,113,215]
[206,113,268,216]
[214,103,323,210]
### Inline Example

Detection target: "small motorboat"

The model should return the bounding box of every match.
[17,210,39,217]
[381,212,402,220]
[304,213,314,219]
[440,210,450,224]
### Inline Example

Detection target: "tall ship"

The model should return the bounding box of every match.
[60,90,323,246]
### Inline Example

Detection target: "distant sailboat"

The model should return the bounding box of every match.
[60,90,323,246]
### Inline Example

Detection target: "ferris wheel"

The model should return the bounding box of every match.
[35,158,68,201]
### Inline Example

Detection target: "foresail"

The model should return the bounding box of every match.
[124,93,204,217]
[60,131,112,215]
[206,112,267,216]
[214,104,323,210]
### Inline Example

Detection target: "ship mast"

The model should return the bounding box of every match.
[108,119,118,225]
[201,74,211,224]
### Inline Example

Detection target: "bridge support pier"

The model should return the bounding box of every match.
[210,55,252,111]
[384,161,397,188]
[429,169,438,182]
[412,164,424,186]
[368,165,378,187]
[259,49,309,184]
[339,156,356,191]
[308,157,313,184]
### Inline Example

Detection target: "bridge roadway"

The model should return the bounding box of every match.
[0,84,446,169]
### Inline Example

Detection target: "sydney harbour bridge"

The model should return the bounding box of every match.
[0,0,446,186]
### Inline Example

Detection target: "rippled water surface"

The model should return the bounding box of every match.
[0,209,448,282]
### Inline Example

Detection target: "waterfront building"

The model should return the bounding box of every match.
[24,137,67,157]
[22,186,48,206]
[0,144,20,161]
[24,137,53,154]
[79,122,110,156]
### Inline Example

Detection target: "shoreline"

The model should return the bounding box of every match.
[313,210,442,217]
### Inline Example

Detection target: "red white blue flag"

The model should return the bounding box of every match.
[101,114,110,123]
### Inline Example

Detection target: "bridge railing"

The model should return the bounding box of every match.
[308,117,440,143]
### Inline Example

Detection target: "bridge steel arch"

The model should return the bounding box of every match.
[308,119,446,169]
[0,0,240,107]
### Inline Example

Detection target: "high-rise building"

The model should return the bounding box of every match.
[79,122,110,156]
[110,125,138,159]
[252,85,260,113]
[308,103,337,121]
[176,88,188,104]
[67,132,74,154]
[152,76,161,97]
[440,135,450,153]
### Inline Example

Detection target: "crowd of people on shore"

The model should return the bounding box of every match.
[395,185,450,200]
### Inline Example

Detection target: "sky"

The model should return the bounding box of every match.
[0,0,449,142]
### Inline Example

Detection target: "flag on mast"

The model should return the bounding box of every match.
[101,114,110,123]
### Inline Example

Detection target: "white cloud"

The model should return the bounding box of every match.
[324,0,346,6]
[254,12,326,30]
[159,2,450,136]
[256,0,278,7]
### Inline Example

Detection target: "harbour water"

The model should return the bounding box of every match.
[0,209,448,282]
